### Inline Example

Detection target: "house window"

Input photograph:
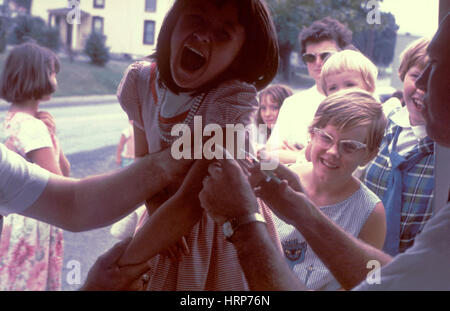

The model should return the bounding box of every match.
[92,16,104,34]
[143,20,155,45]
[94,0,105,8]
[145,0,156,12]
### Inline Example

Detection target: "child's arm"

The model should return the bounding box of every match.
[117,160,210,266]
[59,150,71,177]
[357,202,386,249]
[28,147,64,176]
[116,134,127,165]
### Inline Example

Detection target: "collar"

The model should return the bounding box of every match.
[390,106,427,139]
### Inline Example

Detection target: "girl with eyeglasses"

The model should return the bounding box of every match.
[272,89,387,290]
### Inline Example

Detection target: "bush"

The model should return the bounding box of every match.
[8,16,60,51]
[84,32,110,66]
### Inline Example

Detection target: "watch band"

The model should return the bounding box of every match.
[223,212,266,242]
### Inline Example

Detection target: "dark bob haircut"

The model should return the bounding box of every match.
[152,0,279,94]
[299,16,352,56]
[256,84,292,126]
[0,42,60,103]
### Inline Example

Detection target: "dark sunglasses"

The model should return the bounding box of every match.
[302,52,333,64]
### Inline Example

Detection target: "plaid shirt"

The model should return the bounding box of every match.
[364,108,435,253]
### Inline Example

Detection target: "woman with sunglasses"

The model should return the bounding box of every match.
[265,17,352,164]
[271,90,387,290]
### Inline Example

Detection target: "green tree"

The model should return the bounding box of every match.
[265,0,397,81]
[9,15,60,51]
[12,0,32,14]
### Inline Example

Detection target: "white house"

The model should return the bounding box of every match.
[31,0,175,57]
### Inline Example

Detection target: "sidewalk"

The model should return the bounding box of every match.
[0,94,118,111]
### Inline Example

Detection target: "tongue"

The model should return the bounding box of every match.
[181,47,206,72]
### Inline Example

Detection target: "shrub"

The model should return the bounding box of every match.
[84,32,110,66]
[8,16,60,51]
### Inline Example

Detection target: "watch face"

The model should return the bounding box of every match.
[222,221,233,238]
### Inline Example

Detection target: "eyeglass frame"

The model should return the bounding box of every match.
[301,51,334,64]
[311,127,367,155]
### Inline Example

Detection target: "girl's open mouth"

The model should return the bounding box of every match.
[180,46,206,72]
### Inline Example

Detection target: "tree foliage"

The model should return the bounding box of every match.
[265,0,399,81]
[9,15,60,51]
[84,32,110,67]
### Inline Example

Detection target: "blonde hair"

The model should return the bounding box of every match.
[309,89,387,153]
[398,37,430,82]
[320,50,378,95]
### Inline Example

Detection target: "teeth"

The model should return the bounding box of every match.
[186,45,204,58]
[413,98,425,110]
[321,159,338,169]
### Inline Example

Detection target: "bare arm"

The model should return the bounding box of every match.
[117,160,210,266]
[23,147,192,232]
[231,222,307,291]
[257,175,393,290]
[59,150,71,177]
[199,158,307,290]
[357,202,386,250]
[116,134,127,165]
[27,147,63,175]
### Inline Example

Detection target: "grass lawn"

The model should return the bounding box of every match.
[0,51,133,97]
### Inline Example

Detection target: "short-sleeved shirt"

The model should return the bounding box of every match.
[364,106,434,253]
[265,86,325,151]
[3,112,55,159]
[116,61,281,290]
[0,143,50,236]
[353,202,450,291]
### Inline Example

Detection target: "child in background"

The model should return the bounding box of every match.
[0,42,69,290]
[116,0,280,290]
[251,84,292,151]
[274,90,387,290]
[116,119,135,167]
[364,38,434,256]
[320,49,378,96]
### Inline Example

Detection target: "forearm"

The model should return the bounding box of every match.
[292,201,392,290]
[26,153,174,231]
[118,196,203,266]
[72,156,172,229]
[232,222,306,291]
[59,151,71,177]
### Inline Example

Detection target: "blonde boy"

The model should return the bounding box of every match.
[320,49,378,96]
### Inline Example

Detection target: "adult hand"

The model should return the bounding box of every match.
[199,158,259,225]
[248,161,311,227]
[35,111,56,135]
[80,237,151,291]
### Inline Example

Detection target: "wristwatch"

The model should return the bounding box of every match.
[222,212,266,242]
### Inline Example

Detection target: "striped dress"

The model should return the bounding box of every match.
[273,182,380,291]
[117,61,281,290]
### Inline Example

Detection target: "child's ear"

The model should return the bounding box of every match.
[359,148,378,167]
